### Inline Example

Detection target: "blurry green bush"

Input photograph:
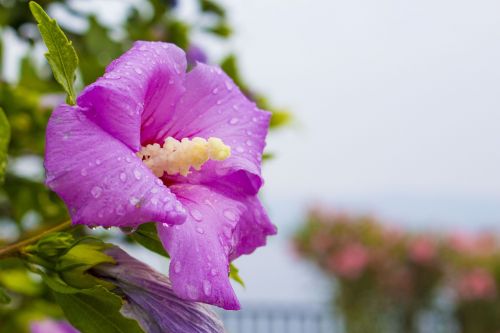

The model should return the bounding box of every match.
[294,208,500,333]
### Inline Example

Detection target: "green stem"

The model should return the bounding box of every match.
[0,220,73,259]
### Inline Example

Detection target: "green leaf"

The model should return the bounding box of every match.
[130,223,169,258]
[29,1,78,105]
[229,263,244,287]
[53,285,144,333]
[0,287,11,304]
[0,107,10,184]
[200,0,226,17]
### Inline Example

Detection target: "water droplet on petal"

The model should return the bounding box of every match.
[225,81,233,91]
[174,261,182,273]
[139,45,147,51]
[246,140,253,146]
[135,68,143,74]
[130,197,140,206]
[216,99,222,105]
[168,78,174,85]
[236,147,244,153]
[232,104,239,111]
[223,209,237,222]
[91,186,102,198]
[81,169,88,176]
[151,197,159,205]
[125,156,132,163]
[210,268,218,276]
[133,169,142,180]
[119,172,127,182]
[203,280,212,296]
[95,159,101,165]
[186,284,198,299]
[212,87,219,94]
[196,227,204,234]
[229,118,239,125]
[190,209,203,222]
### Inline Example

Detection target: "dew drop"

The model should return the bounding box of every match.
[133,169,142,180]
[196,227,205,234]
[134,68,143,74]
[119,172,127,182]
[130,197,140,206]
[80,169,88,176]
[139,45,147,51]
[210,268,218,276]
[229,118,239,125]
[246,140,253,146]
[174,261,182,273]
[186,284,198,299]
[203,280,212,296]
[212,87,219,94]
[216,99,222,105]
[95,159,102,165]
[151,197,159,205]
[223,209,237,222]
[151,187,159,194]
[168,78,174,85]
[190,209,203,222]
[225,81,233,91]
[91,186,102,198]
[252,117,258,122]
[232,104,239,111]
[236,146,245,153]
[125,156,132,163]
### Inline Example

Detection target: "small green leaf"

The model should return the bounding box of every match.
[0,107,10,184]
[130,223,169,258]
[200,0,226,17]
[29,1,78,105]
[229,263,244,287]
[0,287,11,304]
[53,285,144,333]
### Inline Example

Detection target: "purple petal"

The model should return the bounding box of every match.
[161,63,271,195]
[186,45,208,66]
[30,320,79,333]
[229,194,277,261]
[44,104,186,227]
[93,247,226,333]
[157,184,245,310]
[77,41,187,151]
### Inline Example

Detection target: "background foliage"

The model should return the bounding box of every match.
[294,208,500,333]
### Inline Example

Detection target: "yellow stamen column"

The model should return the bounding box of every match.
[137,137,231,177]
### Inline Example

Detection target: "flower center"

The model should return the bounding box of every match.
[137,137,231,177]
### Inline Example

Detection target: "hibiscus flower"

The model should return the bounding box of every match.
[44,41,276,310]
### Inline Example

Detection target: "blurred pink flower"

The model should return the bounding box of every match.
[409,237,436,264]
[327,243,369,279]
[448,232,497,257]
[456,268,497,301]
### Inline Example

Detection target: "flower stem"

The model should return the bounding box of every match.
[0,220,73,259]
